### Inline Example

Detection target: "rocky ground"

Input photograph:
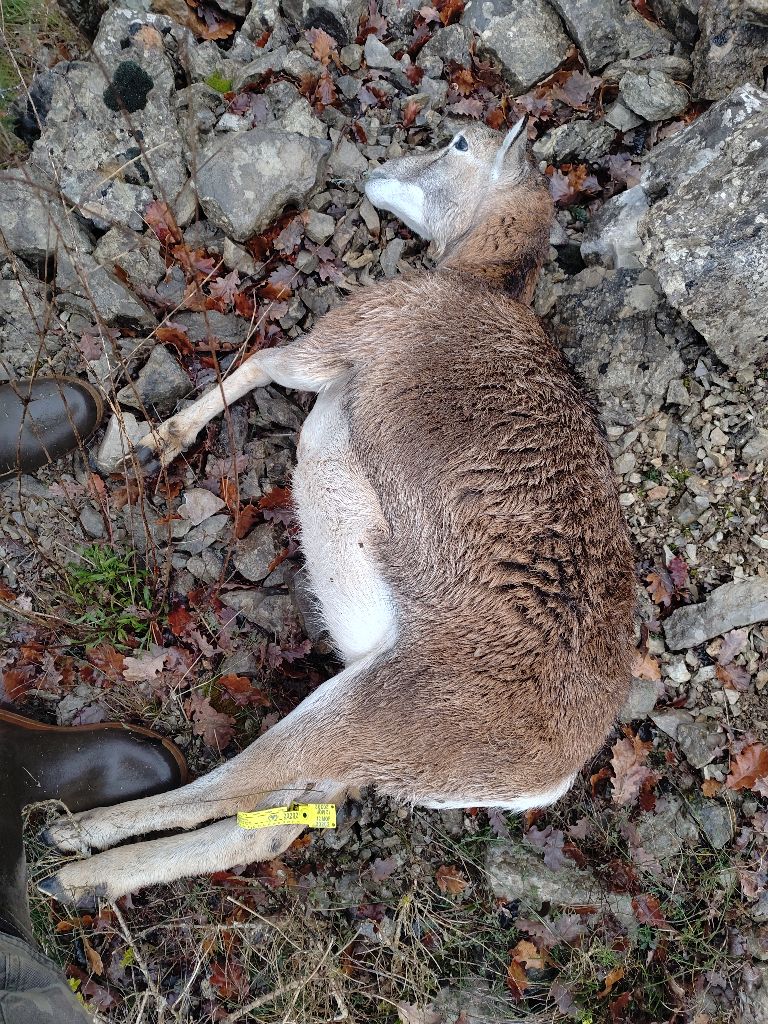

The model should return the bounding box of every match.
[1,0,767,1021]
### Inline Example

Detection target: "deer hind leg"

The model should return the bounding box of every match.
[41,781,345,905]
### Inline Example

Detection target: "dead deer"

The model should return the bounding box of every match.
[40,119,635,904]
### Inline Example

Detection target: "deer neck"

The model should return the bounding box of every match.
[438,180,553,305]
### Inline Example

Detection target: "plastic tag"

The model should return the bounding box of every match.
[237,804,337,830]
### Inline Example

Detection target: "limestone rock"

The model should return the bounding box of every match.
[486,841,636,930]
[364,34,400,70]
[692,0,768,100]
[619,69,689,121]
[194,128,330,241]
[548,0,673,72]
[639,85,768,368]
[653,0,700,45]
[641,83,768,199]
[462,0,570,93]
[30,9,191,224]
[664,577,768,650]
[117,345,193,416]
[233,523,277,582]
[552,267,685,426]
[581,185,649,270]
[417,23,472,69]
[533,119,616,164]
[93,411,148,475]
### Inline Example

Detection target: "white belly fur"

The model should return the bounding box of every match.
[292,385,398,664]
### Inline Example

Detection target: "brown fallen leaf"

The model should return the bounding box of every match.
[610,735,657,807]
[726,742,768,792]
[435,864,467,895]
[506,958,528,1000]
[83,936,104,976]
[701,778,720,797]
[631,893,669,929]
[632,649,661,682]
[598,965,625,998]
[122,650,167,682]
[185,691,236,749]
[509,938,545,970]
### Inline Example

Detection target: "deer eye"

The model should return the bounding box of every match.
[453,135,468,152]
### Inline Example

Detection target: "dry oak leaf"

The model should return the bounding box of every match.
[726,742,768,792]
[631,893,669,929]
[610,735,657,807]
[122,649,167,682]
[510,938,545,970]
[435,864,468,895]
[506,958,528,1000]
[185,691,236,749]
[598,965,625,998]
[632,649,661,682]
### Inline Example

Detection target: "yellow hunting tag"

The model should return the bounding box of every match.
[237,804,336,830]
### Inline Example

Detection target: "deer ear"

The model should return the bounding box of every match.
[492,116,529,180]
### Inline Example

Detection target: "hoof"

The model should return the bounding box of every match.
[38,874,104,909]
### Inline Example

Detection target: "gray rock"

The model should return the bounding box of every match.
[692,0,768,100]
[93,227,165,289]
[0,265,63,381]
[175,514,230,555]
[533,119,616,163]
[653,0,700,46]
[552,267,685,426]
[601,53,693,83]
[305,209,335,242]
[221,589,299,634]
[179,488,226,526]
[745,0,768,25]
[175,311,249,349]
[240,0,281,35]
[194,129,330,241]
[641,83,767,198]
[639,86,768,368]
[301,0,365,45]
[581,185,649,270]
[79,505,105,539]
[56,251,155,328]
[651,707,694,740]
[117,346,192,416]
[485,842,636,930]
[92,411,148,475]
[462,0,570,93]
[743,428,768,463]
[0,169,91,266]
[340,43,363,70]
[31,9,190,223]
[548,0,673,71]
[677,721,725,769]
[635,795,700,864]
[364,34,400,70]
[664,577,768,650]
[185,548,225,584]
[328,135,369,181]
[605,98,644,132]
[232,46,288,89]
[233,523,277,582]
[619,69,689,121]
[380,0,422,29]
[282,50,323,80]
[619,675,659,722]
[688,797,734,850]
[418,24,472,68]
[380,237,406,278]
